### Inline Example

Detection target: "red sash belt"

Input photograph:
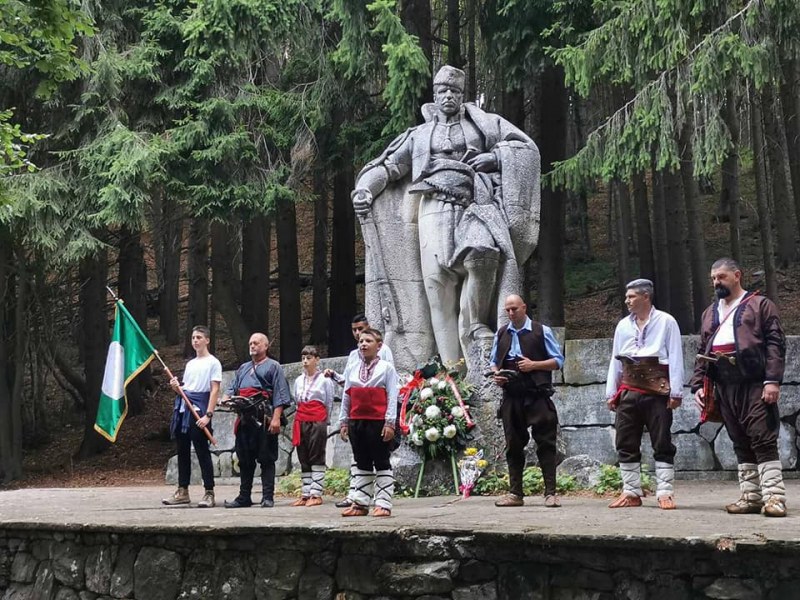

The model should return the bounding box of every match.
[292,401,327,446]
[712,343,736,353]
[609,384,659,409]
[349,387,388,421]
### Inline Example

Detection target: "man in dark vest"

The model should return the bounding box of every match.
[489,294,564,507]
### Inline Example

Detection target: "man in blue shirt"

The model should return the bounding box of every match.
[489,294,564,507]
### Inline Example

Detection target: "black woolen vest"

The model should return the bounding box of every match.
[494,321,552,387]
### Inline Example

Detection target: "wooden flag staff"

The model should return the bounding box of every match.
[106,287,217,446]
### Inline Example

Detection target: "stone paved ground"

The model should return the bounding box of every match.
[1,481,799,546]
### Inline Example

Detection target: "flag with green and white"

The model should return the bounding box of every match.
[94,300,155,442]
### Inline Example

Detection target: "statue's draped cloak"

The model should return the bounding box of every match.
[359,103,541,372]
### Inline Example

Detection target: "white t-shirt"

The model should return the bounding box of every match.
[180,355,223,412]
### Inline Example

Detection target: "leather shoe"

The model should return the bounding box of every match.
[763,497,786,518]
[291,497,308,507]
[305,496,323,507]
[224,497,252,509]
[260,498,274,508]
[341,504,369,517]
[494,494,524,507]
[608,493,642,508]
[335,497,353,508]
[725,498,763,514]
[657,495,677,510]
[371,507,391,517]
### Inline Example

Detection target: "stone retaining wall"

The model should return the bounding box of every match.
[2,526,798,600]
[166,337,800,487]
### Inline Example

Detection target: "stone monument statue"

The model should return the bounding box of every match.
[353,65,541,373]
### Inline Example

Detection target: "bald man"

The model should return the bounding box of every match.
[222,333,291,508]
[489,295,564,507]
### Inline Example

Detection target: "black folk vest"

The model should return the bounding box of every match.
[494,321,552,388]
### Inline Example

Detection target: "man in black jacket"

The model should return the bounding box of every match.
[489,294,564,507]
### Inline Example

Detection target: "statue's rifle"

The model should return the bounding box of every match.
[358,211,405,334]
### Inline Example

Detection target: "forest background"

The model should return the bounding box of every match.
[1,0,799,485]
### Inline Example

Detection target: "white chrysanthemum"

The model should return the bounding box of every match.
[425,427,441,442]
[450,406,464,418]
[420,387,434,401]
[425,405,441,419]
[412,414,424,428]
[443,424,457,439]
[437,380,448,391]
[429,377,440,387]
[411,431,424,446]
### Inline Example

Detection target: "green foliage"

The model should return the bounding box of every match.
[593,464,653,495]
[277,468,352,497]
[473,467,577,496]
[548,0,800,190]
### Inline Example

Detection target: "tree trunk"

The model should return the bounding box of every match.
[568,96,591,260]
[612,182,631,314]
[632,171,655,281]
[310,172,329,344]
[184,218,210,357]
[780,58,800,239]
[211,221,251,363]
[651,167,671,311]
[276,196,302,362]
[241,215,271,334]
[720,88,742,262]
[400,0,433,121]
[502,86,525,131]
[662,169,693,331]
[466,0,477,102]
[536,64,567,326]
[446,0,463,69]
[763,86,796,266]
[77,250,111,459]
[329,158,357,355]
[117,227,152,416]
[750,88,779,300]
[679,119,709,331]
[618,178,635,257]
[0,230,23,483]
[158,197,182,345]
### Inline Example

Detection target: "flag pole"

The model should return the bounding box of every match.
[106,286,217,447]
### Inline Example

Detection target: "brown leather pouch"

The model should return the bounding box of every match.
[621,360,670,396]
[700,376,723,423]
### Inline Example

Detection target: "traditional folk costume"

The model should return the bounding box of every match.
[339,357,399,512]
[331,344,394,505]
[226,358,291,507]
[292,370,336,502]
[606,307,684,503]
[489,317,564,500]
[167,354,222,501]
[690,291,786,515]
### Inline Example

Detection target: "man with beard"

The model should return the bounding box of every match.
[222,333,291,508]
[605,280,684,509]
[691,258,787,517]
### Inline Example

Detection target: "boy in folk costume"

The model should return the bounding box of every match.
[339,328,399,517]
[292,346,336,506]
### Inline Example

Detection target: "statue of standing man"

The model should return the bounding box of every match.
[353,65,541,371]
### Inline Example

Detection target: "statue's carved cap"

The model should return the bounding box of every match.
[433,66,466,92]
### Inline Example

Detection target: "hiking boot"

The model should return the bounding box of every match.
[763,497,787,518]
[197,490,215,508]
[260,497,274,508]
[544,494,562,508]
[725,497,763,515]
[494,494,524,507]
[162,487,190,506]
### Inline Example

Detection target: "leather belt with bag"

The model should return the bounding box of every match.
[619,356,670,397]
